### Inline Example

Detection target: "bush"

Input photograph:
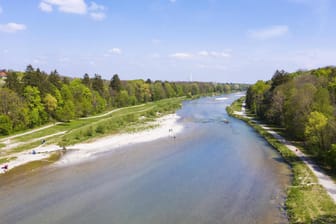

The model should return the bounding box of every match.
[85,126,94,137]
[95,125,105,134]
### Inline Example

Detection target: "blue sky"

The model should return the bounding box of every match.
[1,0,336,83]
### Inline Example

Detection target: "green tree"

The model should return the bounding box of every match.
[4,71,23,95]
[271,70,290,90]
[313,88,333,116]
[141,82,152,102]
[152,82,166,100]
[69,79,93,117]
[163,82,176,98]
[191,83,200,95]
[56,100,75,122]
[92,74,104,96]
[305,111,329,152]
[92,91,106,113]
[145,78,152,84]
[43,93,58,119]
[118,90,129,107]
[24,85,47,127]
[0,88,28,131]
[284,83,316,139]
[174,83,184,96]
[110,74,121,92]
[82,73,91,88]
[215,84,223,93]
[246,80,270,117]
[48,70,62,90]
[266,85,286,125]
[0,115,12,135]
[0,88,21,115]
[55,85,75,121]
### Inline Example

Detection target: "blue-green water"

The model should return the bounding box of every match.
[0,93,291,224]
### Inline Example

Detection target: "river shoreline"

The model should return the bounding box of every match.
[227,97,336,223]
[56,114,183,166]
[1,113,183,174]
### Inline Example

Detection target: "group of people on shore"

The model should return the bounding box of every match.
[0,139,46,174]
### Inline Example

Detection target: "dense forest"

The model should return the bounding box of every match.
[0,65,247,136]
[246,66,336,172]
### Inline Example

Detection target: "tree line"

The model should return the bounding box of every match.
[0,65,248,135]
[246,66,336,172]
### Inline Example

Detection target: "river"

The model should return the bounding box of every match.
[0,93,291,224]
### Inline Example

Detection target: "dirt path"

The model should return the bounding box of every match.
[2,131,66,151]
[0,123,62,143]
[261,125,336,203]
[79,104,145,120]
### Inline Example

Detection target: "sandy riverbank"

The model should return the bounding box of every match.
[1,114,183,173]
[0,144,60,174]
[57,114,183,165]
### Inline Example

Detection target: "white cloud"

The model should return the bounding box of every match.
[211,51,231,57]
[39,0,87,14]
[0,23,27,33]
[170,50,231,60]
[88,1,106,21]
[90,12,106,21]
[108,48,122,55]
[170,0,177,3]
[248,25,289,40]
[170,52,193,59]
[197,64,227,71]
[89,1,105,11]
[198,51,209,56]
[198,50,231,58]
[39,2,53,12]
[39,1,107,20]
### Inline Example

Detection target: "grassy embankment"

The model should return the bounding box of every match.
[58,97,184,147]
[227,97,336,224]
[0,97,184,173]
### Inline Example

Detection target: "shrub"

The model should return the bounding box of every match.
[95,125,105,134]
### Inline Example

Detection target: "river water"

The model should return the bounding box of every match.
[0,93,291,224]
